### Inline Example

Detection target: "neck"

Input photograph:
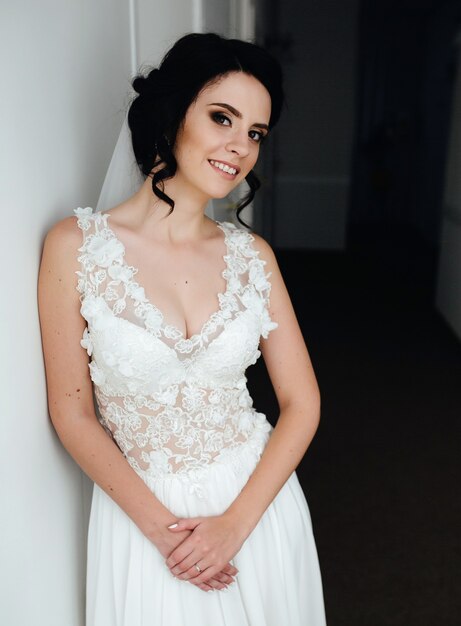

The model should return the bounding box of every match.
[126,173,215,244]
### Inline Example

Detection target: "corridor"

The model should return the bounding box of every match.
[248,226,461,625]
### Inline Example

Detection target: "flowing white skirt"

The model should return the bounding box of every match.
[86,442,327,626]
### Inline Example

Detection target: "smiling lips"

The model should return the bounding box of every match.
[208,159,240,178]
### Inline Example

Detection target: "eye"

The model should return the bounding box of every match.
[211,112,231,126]
[211,110,267,144]
[249,129,266,144]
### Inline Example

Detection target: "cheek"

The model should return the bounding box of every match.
[174,141,199,173]
[174,124,201,160]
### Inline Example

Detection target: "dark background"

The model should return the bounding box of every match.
[248,1,461,624]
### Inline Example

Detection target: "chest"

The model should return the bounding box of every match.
[75,210,277,381]
[117,234,229,340]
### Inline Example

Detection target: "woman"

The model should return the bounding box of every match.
[38,32,326,625]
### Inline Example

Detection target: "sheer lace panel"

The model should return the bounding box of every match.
[74,207,278,483]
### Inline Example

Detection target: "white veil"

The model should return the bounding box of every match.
[96,111,144,213]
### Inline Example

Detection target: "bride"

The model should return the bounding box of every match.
[38,32,326,625]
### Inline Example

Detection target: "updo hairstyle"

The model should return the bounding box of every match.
[127,32,284,226]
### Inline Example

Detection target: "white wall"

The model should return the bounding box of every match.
[0,2,131,624]
[136,0,195,71]
[135,0,253,72]
[272,0,358,249]
[0,1,254,624]
[436,34,461,342]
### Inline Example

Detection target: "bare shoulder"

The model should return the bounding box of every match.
[39,214,84,296]
[249,231,274,255]
[41,214,82,267]
[43,214,82,254]
[249,231,279,273]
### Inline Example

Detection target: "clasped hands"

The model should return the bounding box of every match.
[165,513,245,593]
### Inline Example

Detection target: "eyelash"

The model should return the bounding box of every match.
[211,112,266,144]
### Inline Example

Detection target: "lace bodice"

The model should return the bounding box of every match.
[74,207,278,493]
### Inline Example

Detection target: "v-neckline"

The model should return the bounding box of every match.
[100,212,234,344]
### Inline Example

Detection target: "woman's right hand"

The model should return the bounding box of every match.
[154,525,238,592]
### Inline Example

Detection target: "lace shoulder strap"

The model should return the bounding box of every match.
[74,205,102,233]
[220,221,278,339]
[73,206,121,300]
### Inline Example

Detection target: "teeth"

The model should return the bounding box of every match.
[210,160,237,175]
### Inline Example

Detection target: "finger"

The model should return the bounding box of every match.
[195,581,215,592]
[178,560,237,580]
[170,546,214,577]
[201,576,228,591]
[170,553,202,578]
[191,564,224,587]
[191,575,229,592]
[222,563,239,576]
[168,517,202,532]
[211,571,234,585]
[175,557,215,581]
[176,558,236,584]
[166,543,195,570]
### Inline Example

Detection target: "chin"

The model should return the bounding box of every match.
[208,181,241,199]
[211,189,234,200]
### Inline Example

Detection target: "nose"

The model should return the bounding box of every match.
[225,130,250,157]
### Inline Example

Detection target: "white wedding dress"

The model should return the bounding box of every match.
[74,206,326,626]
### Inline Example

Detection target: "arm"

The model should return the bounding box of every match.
[38,215,237,591]
[222,233,321,532]
[166,234,321,582]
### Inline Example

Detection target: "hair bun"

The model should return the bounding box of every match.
[132,75,148,95]
[132,68,162,95]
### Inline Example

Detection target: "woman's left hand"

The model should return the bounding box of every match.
[165,514,246,584]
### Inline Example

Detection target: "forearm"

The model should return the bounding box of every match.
[224,400,321,537]
[51,411,177,541]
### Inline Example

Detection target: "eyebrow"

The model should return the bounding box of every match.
[208,102,269,131]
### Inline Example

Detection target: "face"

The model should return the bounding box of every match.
[172,71,272,201]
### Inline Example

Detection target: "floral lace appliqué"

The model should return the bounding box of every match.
[74,206,277,497]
